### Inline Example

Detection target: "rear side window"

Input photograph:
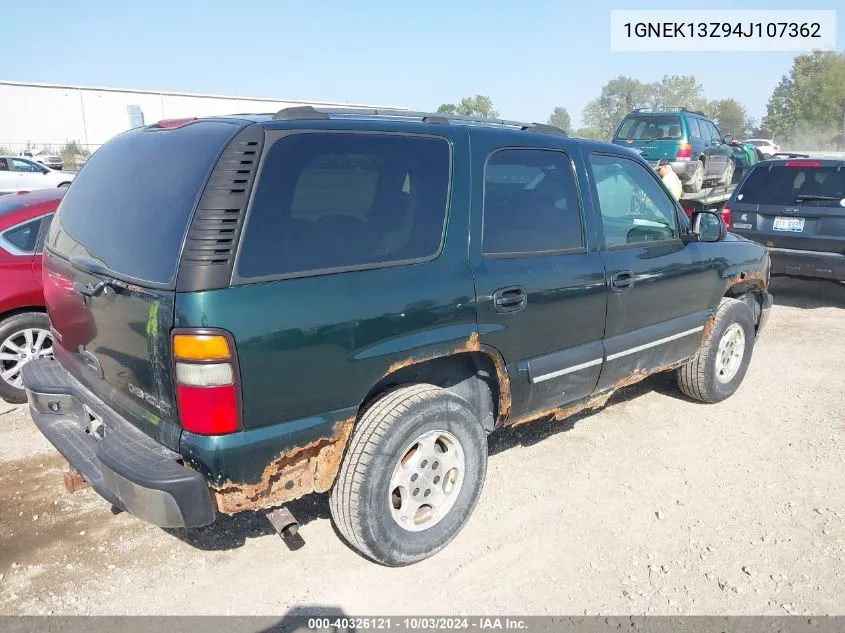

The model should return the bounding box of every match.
[737,165,845,207]
[46,121,240,286]
[2,218,42,253]
[483,149,583,255]
[615,116,683,141]
[236,133,450,280]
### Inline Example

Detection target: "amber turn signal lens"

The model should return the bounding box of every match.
[173,334,230,360]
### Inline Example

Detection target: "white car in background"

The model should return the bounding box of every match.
[0,156,75,194]
[743,138,780,157]
[19,149,63,171]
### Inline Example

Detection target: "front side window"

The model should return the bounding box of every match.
[483,149,583,256]
[1,218,43,254]
[237,132,451,280]
[11,159,41,173]
[590,154,679,247]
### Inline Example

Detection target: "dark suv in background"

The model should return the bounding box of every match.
[728,157,845,283]
[612,107,735,193]
[23,108,771,567]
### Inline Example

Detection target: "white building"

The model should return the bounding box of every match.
[0,80,407,155]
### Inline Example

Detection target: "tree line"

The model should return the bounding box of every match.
[437,51,845,150]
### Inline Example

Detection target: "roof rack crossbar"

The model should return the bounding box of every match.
[272,106,567,136]
[632,106,705,116]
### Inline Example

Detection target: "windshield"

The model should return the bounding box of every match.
[737,165,845,206]
[615,115,683,141]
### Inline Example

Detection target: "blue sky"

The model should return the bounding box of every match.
[1,1,841,128]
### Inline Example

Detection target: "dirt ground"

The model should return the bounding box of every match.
[0,277,843,616]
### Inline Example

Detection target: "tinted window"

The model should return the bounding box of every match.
[615,116,683,141]
[237,133,450,279]
[706,121,720,141]
[46,121,240,286]
[483,149,583,255]
[0,158,8,171]
[590,154,679,246]
[687,118,700,139]
[2,218,42,253]
[737,165,845,207]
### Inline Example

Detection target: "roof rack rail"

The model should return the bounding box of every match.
[769,152,810,159]
[632,106,706,116]
[272,105,567,136]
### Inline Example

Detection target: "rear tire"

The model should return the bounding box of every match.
[720,159,735,186]
[683,160,705,193]
[676,297,755,404]
[0,312,53,404]
[330,384,487,566]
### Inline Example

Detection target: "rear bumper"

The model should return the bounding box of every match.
[768,247,845,282]
[21,359,215,528]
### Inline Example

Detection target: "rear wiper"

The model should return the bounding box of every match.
[70,256,133,297]
[795,194,841,202]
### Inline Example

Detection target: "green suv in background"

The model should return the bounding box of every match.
[612,107,735,193]
[23,108,771,567]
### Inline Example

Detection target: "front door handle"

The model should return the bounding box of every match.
[609,270,635,293]
[492,286,527,313]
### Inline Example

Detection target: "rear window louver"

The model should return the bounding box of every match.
[176,124,264,292]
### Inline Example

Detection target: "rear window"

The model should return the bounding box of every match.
[737,165,845,206]
[236,132,450,280]
[615,115,683,141]
[46,121,240,286]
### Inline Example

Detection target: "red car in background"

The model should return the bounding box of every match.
[0,188,65,402]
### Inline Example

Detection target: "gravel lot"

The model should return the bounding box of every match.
[0,277,843,616]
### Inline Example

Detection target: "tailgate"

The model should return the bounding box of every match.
[43,250,180,448]
[730,162,845,253]
[39,118,247,449]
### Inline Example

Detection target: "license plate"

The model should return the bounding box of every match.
[772,216,805,232]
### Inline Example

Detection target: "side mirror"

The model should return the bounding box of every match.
[690,210,725,242]
[42,168,50,174]
[721,134,733,144]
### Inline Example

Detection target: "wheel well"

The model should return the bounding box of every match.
[360,352,501,433]
[724,286,764,328]
[0,306,46,322]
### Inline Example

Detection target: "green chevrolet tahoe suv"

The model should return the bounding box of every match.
[23,108,772,566]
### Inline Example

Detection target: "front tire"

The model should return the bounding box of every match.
[676,297,755,403]
[330,384,487,566]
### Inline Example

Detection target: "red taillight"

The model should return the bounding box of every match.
[155,117,198,129]
[676,143,693,160]
[786,160,822,168]
[722,204,732,231]
[684,208,693,216]
[176,384,239,435]
[173,330,241,435]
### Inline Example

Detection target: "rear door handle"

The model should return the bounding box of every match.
[609,270,635,293]
[492,286,527,313]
